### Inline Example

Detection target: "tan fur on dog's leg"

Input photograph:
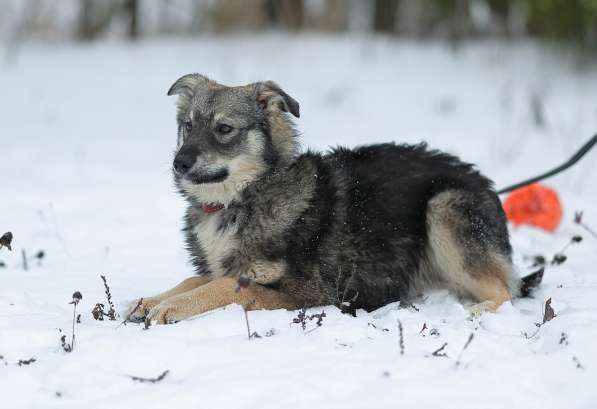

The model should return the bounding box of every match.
[147,277,299,324]
[128,276,211,321]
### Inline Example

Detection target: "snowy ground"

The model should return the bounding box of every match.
[1,35,597,409]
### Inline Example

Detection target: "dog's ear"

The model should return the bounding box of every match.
[167,73,211,97]
[254,81,300,118]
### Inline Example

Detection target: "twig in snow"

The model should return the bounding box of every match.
[572,356,584,369]
[455,333,475,366]
[574,211,597,240]
[551,235,583,266]
[129,370,170,383]
[242,300,261,339]
[368,322,389,332]
[397,319,405,356]
[431,342,448,358]
[17,358,36,366]
[21,249,28,271]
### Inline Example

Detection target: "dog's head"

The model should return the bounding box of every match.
[167,74,300,205]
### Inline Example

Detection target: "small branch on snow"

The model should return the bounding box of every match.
[455,333,475,366]
[572,356,584,370]
[431,342,448,358]
[574,211,597,240]
[242,300,261,340]
[129,370,170,383]
[21,249,28,271]
[17,358,36,366]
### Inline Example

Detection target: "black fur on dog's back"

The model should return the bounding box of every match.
[267,142,513,312]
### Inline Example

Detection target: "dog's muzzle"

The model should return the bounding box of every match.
[173,149,229,184]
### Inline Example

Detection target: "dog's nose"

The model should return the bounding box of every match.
[173,153,195,174]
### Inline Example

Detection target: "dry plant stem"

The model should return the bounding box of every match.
[21,249,28,271]
[574,211,597,240]
[455,333,475,366]
[71,303,77,350]
[397,319,405,356]
[243,300,259,339]
[100,275,117,320]
[244,307,252,340]
[579,222,597,240]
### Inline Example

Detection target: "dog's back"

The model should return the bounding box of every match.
[275,143,514,313]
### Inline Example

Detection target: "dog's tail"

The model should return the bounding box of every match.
[518,267,545,297]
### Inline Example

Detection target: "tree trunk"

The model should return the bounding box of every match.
[373,0,399,33]
[124,0,139,39]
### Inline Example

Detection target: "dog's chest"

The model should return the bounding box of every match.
[193,213,238,277]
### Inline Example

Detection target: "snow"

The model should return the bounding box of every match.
[1,35,597,409]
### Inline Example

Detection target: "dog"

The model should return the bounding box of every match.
[128,74,540,324]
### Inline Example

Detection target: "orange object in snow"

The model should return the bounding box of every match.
[502,183,562,232]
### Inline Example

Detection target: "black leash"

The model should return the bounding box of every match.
[497,133,597,195]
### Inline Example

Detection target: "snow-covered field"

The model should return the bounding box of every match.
[1,35,597,409]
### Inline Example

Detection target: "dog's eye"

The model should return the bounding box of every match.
[216,124,233,134]
[183,121,192,132]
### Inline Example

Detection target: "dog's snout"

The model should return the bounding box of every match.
[173,152,196,174]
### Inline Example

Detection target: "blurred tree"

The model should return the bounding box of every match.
[209,0,268,32]
[373,0,399,33]
[525,0,597,43]
[487,0,511,36]
[433,0,473,40]
[78,0,119,40]
[265,0,305,30]
[320,0,350,31]
[123,0,139,39]
[1,0,595,47]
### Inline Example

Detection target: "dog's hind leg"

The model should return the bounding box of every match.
[127,276,211,322]
[426,190,515,315]
[146,277,300,324]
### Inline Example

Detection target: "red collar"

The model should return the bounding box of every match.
[201,202,225,213]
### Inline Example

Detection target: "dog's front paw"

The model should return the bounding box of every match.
[125,297,162,322]
[146,300,192,325]
[467,300,498,317]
